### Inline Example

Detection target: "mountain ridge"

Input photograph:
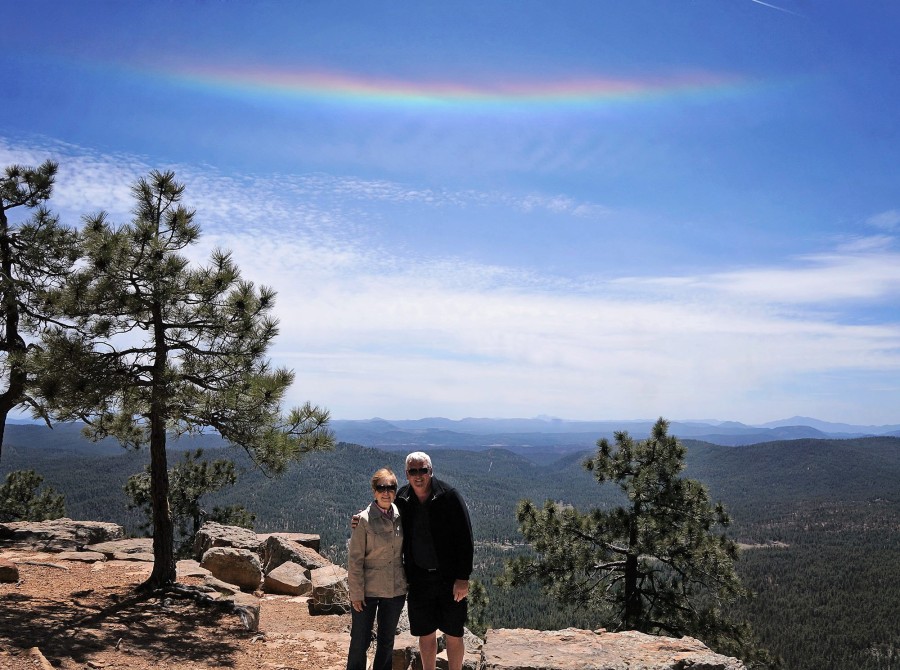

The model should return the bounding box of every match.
[326,416,900,451]
[5,416,899,456]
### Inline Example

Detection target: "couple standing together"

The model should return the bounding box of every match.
[347,451,474,670]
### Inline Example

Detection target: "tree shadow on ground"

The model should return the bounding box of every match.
[0,586,248,666]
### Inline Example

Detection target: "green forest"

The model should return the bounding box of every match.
[2,426,900,669]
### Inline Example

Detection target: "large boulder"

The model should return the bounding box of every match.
[480,628,746,670]
[308,564,350,614]
[257,531,320,553]
[260,534,331,574]
[0,519,124,552]
[193,522,260,560]
[199,547,263,592]
[264,561,313,596]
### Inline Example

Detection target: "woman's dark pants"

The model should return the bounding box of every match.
[346,594,406,670]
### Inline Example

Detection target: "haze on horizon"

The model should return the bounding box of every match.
[3,1,899,426]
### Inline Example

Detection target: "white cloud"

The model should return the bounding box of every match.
[4,135,899,424]
[220,221,900,422]
[700,249,900,304]
[615,239,900,305]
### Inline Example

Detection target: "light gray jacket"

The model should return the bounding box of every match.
[347,501,407,601]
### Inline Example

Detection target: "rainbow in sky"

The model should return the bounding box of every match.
[143,63,753,113]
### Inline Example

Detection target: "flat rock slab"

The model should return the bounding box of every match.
[177,559,211,578]
[0,519,124,551]
[481,628,746,670]
[56,551,106,562]
[85,538,153,556]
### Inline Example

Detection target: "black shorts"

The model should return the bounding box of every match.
[406,572,467,638]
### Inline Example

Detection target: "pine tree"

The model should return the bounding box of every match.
[0,161,79,461]
[34,170,333,589]
[502,417,774,665]
[124,448,256,557]
[0,469,65,522]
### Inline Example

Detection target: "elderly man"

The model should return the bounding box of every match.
[396,451,474,670]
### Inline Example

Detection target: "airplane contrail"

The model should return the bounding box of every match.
[750,0,802,16]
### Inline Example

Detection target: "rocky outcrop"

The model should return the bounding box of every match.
[260,534,330,575]
[199,547,263,592]
[0,519,123,552]
[192,523,346,603]
[193,522,261,559]
[257,531,320,553]
[480,628,746,670]
[0,521,748,670]
[193,522,323,561]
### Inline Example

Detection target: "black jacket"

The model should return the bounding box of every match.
[395,477,474,582]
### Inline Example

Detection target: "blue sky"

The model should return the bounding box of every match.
[3,1,900,425]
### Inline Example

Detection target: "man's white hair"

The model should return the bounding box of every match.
[405,451,433,470]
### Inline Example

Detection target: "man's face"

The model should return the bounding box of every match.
[406,458,433,494]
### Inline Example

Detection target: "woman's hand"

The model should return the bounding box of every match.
[352,600,365,612]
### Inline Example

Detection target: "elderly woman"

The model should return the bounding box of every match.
[346,467,407,670]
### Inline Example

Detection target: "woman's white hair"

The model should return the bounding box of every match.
[405,451,433,470]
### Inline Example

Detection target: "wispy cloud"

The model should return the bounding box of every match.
[867,209,900,231]
[748,0,803,17]
[689,249,900,304]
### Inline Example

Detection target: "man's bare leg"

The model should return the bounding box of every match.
[419,632,438,670]
[445,633,465,670]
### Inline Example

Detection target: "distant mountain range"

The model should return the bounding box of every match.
[326,415,900,452]
[5,415,900,455]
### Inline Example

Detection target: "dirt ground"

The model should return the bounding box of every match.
[0,552,352,670]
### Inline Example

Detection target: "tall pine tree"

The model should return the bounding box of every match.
[502,417,773,666]
[35,170,333,589]
[0,160,78,461]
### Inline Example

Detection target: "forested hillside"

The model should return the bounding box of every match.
[3,427,899,669]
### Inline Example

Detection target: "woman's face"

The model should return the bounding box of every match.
[372,478,397,510]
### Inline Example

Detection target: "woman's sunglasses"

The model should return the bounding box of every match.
[374,484,397,493]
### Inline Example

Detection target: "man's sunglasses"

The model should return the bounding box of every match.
[374,484,397,493]
[406,467,431,476]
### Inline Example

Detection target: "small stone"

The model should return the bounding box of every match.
[0,558,19,583]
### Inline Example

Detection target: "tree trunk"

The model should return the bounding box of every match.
[143,298,176,590]
[0,415,6,464]
[623,551,641,628]
[144,410,176,589]
[623,508,642,629]
[0,208,25,464]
